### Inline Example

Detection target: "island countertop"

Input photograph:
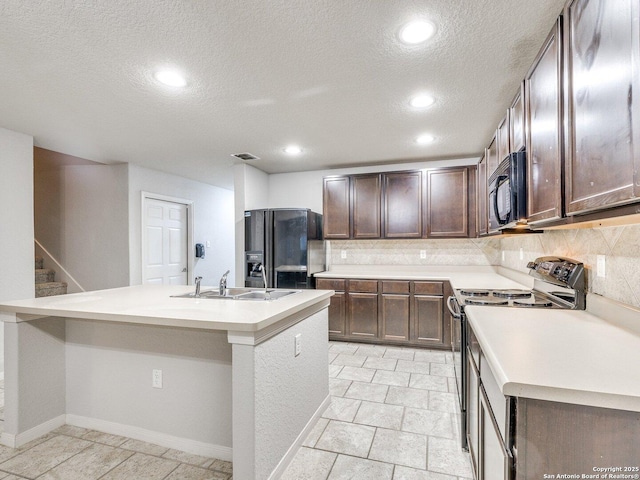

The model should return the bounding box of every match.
[0,285,333,332]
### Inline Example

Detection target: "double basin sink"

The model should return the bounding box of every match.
[172,287,300,301]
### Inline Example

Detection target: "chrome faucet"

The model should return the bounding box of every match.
[194,276,203,297]
[219,270,230,296]
[259,264,268,292]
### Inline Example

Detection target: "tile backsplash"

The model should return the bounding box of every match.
[500,224,640,308]
[326,223,640,309]
[328,238,501,267]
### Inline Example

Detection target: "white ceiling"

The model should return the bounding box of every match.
[0,1,566,190]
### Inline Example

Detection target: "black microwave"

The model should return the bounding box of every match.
[488,151,527,230]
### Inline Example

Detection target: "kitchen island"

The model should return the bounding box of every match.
[0,285,333,480]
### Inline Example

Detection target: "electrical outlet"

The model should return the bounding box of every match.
[519,248,524,260]
[420,250,426,259]
[597,255,606,278]
[341,250,347,259]
[206,240,211,248]
[294,334,302,357]
[502,250,505,262]
[152,369,163,388]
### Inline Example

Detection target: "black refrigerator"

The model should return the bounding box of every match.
[244,209,325,289]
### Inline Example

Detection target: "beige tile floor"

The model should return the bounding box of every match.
[0,379,232,479]
[281,342,473,480]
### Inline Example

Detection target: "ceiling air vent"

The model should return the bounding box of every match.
[231,152,260,161]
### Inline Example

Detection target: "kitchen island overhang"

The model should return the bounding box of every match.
[0,285,334,480]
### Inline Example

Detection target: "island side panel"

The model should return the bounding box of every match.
[64,319,233,456]
[2,316,66,446]
[232,308,330,480]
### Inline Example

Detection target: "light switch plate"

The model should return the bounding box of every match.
[341,250,347,259]
[294,334,302,356]
[502,251,505,262]
[519,248,524,260]
[420,250,426,259]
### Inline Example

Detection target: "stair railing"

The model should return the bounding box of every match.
[34,239,86,293]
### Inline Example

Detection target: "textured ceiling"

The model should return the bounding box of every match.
[0,1,566,190]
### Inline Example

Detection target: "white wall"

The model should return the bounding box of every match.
[65,319,232,452]
[0,127,35,375]
[233,164,269,287]
[128,164,235,288]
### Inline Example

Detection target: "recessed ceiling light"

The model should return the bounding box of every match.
[416,134,435,144]
[154,69,187,87]
[284,145,303,155]
[410,94,436,108]
[400,20,435,44]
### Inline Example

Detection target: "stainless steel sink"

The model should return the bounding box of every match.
[172,288,300,301]
[235,290,299,301]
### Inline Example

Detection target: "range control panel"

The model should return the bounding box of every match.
[527,256,585,290]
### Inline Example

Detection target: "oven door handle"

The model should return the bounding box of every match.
[447,296,462,319]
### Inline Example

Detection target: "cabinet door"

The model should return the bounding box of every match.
[317,278,347,338]
[380,294,410,342]
[383,171,422,238]
[411,295,445,346]
[327,292,347,338]
[323,176,350,239]
[426,167,469,238]
[564,0,640,214]
[477,154,488,235]
[486,134,498,178]
[479,386,513,480]
[496,113,511,163]
[352,174,381,239]
[467,350,480,478]
[526,19,563,224]
[510,84,525,153]
[347,293,378,339]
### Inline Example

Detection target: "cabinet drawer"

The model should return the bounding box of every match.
[382,281,410,294]
[349,280,378,293]
[316,278,346,291]
[414,281,443,295]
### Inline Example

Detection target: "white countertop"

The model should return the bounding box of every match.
[0,285,333,332]
[466,305,640,412]
[315,265,532,290]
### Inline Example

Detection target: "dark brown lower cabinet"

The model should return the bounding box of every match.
[380,294,410,342]
[348,292,378,339]
[411,295,444,345]
[319,277,450,348]
[317,279,347,337]
[327,292,346,337]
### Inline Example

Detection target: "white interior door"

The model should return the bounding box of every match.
[143,198,188,285]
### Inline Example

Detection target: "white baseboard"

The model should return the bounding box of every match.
[0,414,66,448]
[66,415,232,461]
[268,394,331,480]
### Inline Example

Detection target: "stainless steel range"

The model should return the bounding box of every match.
[447,256,586,450]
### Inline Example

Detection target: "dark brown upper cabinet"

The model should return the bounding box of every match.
[322,176,350,239]
[477,153,488,236]
[496,112,511,163]
[509,83,525,153]
[383,171,422,238]
[486,134,499,178]
[526,18,564,225]
[425,167,472,238]
[564,0,640,215]
[352,174,382,239]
